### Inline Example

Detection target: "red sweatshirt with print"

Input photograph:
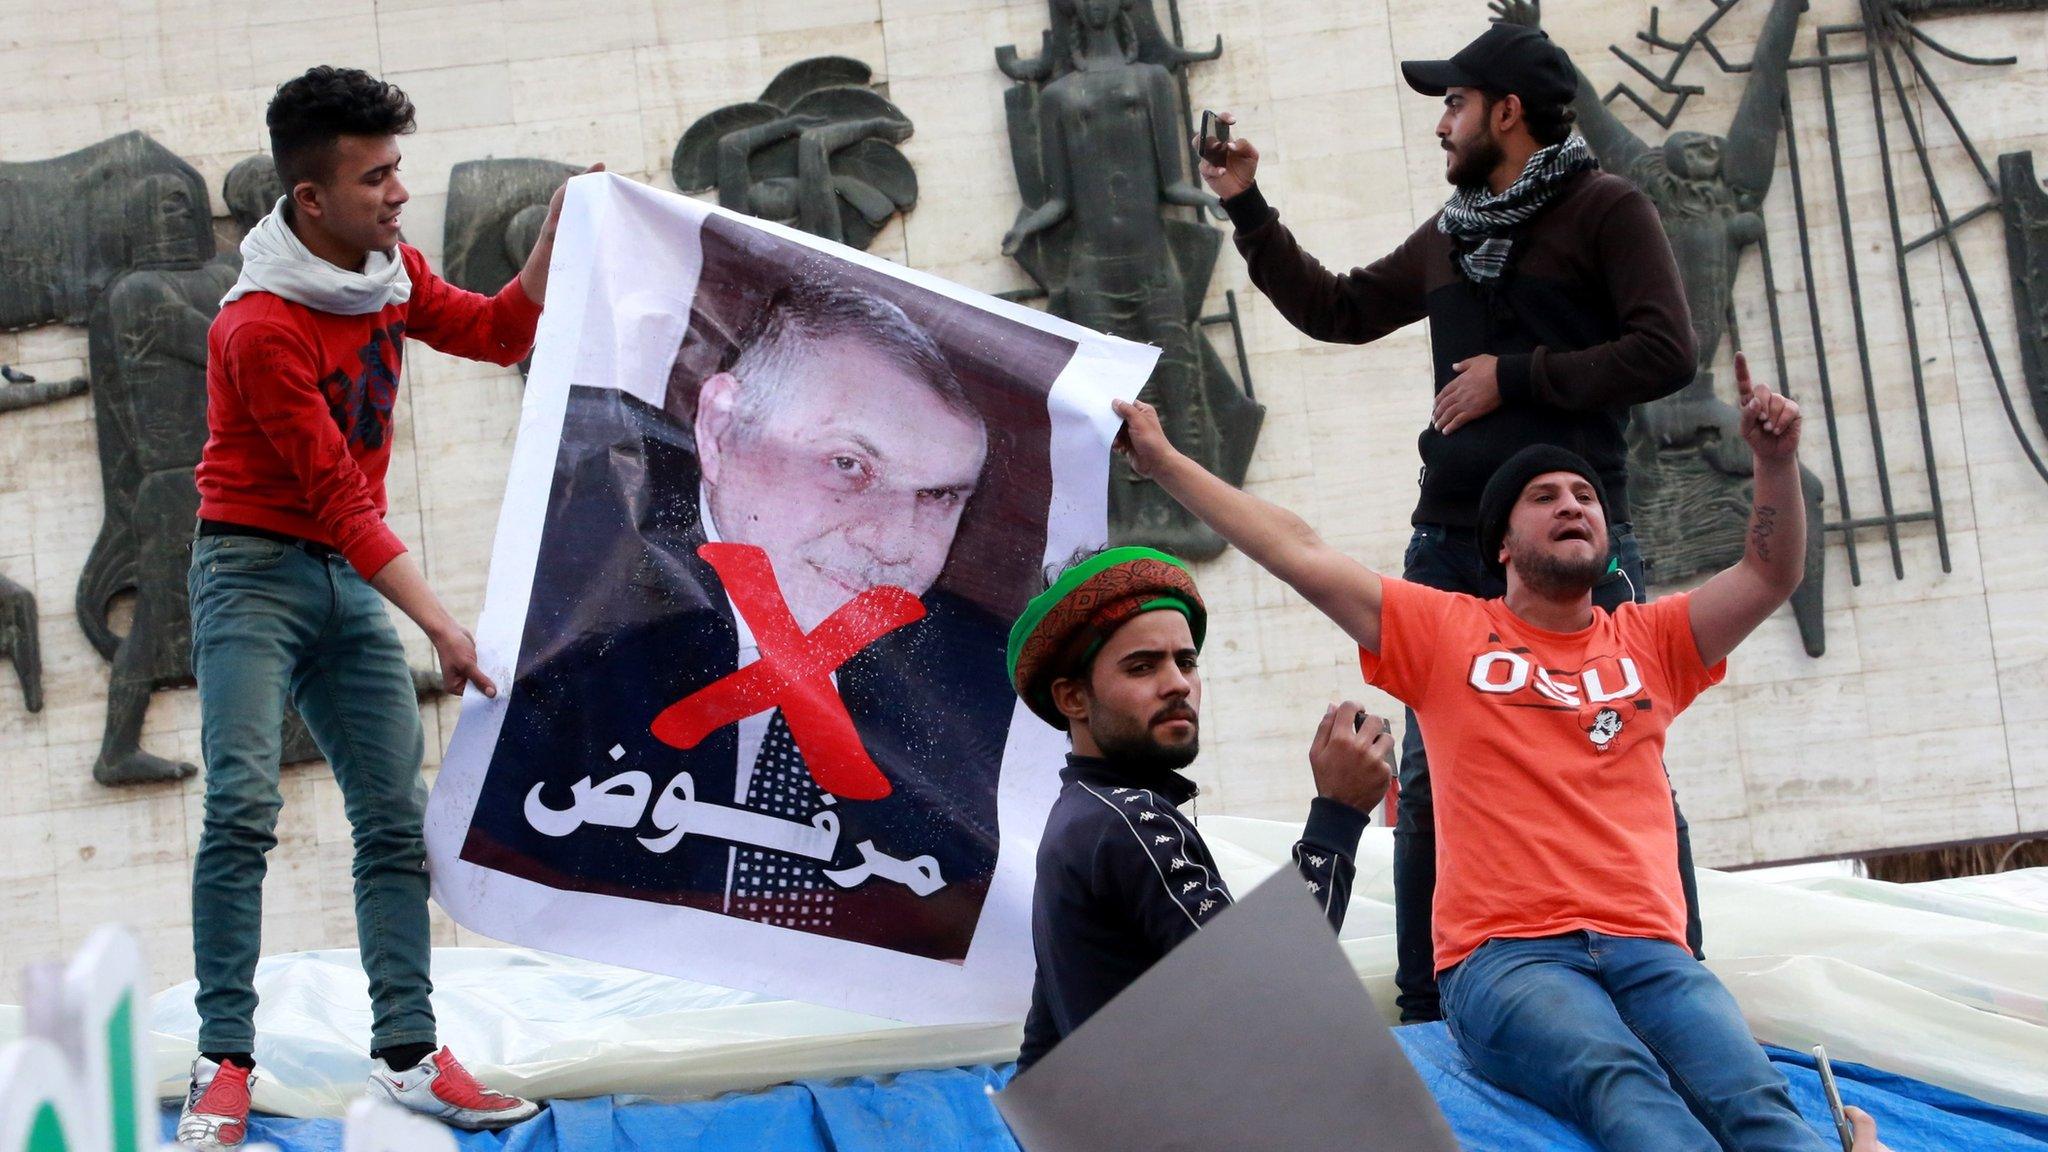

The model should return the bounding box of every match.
[196,243,541,579]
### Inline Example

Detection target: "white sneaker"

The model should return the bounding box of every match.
[364,1047,539,1130]
[176,1055,255,1149]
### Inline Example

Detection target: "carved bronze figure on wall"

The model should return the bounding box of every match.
[444,157,578,376]
[997,0,1261,560]
[2000,151,2048,441]
[0,131,209,718]
[1497,0,1827,655]
[1887,0,2048,14]
[445,158,578,298]
[0,574,38,713]
[71,158,284,783]
[0,370,88,409]
[75,153,434,785]
[0,131,213,331]
[0,371,89,712]
[673,57,918,252]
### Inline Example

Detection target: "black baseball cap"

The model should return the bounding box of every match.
[1401,23,1578,108]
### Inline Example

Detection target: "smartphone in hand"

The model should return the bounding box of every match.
[1813,1045,1855,1152]
[1198,110,1231,165]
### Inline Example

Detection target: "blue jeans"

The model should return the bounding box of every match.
[187,533,435,1053]
[1392,522,1702,1022]
[1441,933,1833,1152]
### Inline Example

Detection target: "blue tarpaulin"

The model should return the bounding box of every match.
[164,1025,2048,1151]
[1400,1026,2048,1151]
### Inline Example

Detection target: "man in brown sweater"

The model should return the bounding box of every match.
[1197,21,1701,1023]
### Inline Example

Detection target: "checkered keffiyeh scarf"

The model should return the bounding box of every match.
[1437,133,1598,283]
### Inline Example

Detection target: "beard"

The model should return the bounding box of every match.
[1511,543,1608,598]
[1088,699,1201,773]
[1447,130,1506,191]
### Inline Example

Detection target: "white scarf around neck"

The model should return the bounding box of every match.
[221,197,412,315]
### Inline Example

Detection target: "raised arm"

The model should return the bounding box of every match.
[1113,397,1386,651]
[404,250,542,367]
[517,163,601,306]
[1196,114,1429,346]
[1567,66,1651,175]
[1685,353,1807,666]
[1722,0,1806,205]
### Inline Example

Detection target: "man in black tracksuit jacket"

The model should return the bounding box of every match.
[1017,747,1378,1069]
[1006,547,1392,1070]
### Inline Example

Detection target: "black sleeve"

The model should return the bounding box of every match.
[1018,975,1055,1072]
[1292,797,1370,932]
[1224,183,1431,346]
[1087,787,1234,957]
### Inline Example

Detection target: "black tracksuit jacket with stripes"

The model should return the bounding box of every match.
[1016,754,1369,1070]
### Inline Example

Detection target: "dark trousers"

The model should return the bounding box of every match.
[1392,522,1705,1023]
[188,534,435,1052]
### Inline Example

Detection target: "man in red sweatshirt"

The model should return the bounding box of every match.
[176,67,589,1147]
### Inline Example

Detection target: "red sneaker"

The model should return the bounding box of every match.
[366,1046,539,1130]
[176,1056,254,1150]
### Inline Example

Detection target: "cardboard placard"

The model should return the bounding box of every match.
[996,869,1460,1151]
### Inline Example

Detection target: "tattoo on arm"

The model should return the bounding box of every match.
[1751,504,1778,563]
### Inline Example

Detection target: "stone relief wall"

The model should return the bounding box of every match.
[0,0,2043,997]
[995,1,1264,560]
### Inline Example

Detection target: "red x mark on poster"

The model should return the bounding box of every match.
[649,542,925,802]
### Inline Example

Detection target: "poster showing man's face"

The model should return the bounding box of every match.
[693,287,989,632]
[443,194,1081,975]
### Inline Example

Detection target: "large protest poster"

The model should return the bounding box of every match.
[425,173,1159,1023]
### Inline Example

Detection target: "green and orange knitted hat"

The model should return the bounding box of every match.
[1006,546,1207,730]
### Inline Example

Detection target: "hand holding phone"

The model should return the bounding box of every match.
[1191,110,1257,199]
[1813,1045,1855,1152]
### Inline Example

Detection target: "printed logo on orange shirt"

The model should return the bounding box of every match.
[1587,706,1625,750]
[1466,650,1642,706]
[1466,648,1651,751]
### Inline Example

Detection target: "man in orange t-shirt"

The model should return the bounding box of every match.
[1360,552,1717,982]
[1111,353,1890,1151]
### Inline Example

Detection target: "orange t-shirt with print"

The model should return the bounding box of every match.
[1360,578,1726,973]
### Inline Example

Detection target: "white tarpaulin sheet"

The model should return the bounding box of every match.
[421,172,1158,1025]
[100,829,2048,1119]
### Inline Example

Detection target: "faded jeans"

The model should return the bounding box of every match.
[1392,521,1704,1022]
[187,533,434,1052]
[1440,932,1834,1152]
